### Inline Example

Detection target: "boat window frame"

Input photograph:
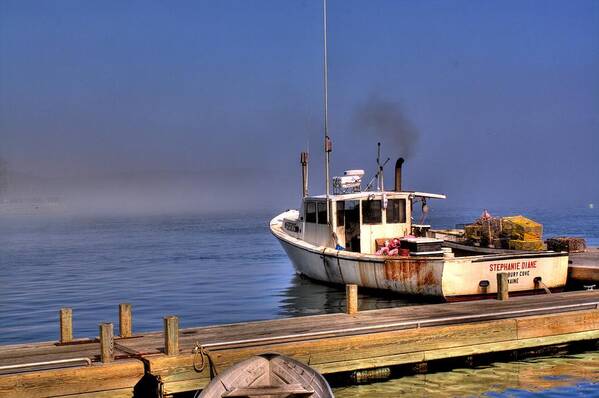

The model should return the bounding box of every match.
[336,200,345,227]
[305,201,316,223]
[317,202,328,225]
[386,198,407,224]
[361,199,382,225]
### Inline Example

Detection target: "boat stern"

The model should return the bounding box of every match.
[441,252,569,301]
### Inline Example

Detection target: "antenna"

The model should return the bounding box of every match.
[323,0,332,224]
[365,149,390,192]
[376,142,381,191]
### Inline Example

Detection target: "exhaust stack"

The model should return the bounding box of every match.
[394,157,405,192]
[300,151,309,198]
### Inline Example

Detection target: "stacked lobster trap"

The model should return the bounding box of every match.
[464,212,545,251]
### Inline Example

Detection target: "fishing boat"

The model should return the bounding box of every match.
[270,160,568,301]
[269,0,568,302]
[197,353,333,398]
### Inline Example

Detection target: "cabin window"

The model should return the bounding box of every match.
[336,201,345,227]
[317,202,328,224]
[305,202,316,223]
[386,199,406,223]
[362,200,382,224]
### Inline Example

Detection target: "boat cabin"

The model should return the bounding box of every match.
[281,163,446,254]
[292,191,443,254]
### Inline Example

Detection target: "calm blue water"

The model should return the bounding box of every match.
[0,211,415,344]
[0,206,597,396]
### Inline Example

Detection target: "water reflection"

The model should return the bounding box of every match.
[333,351,599,397]
[277,274,424,317]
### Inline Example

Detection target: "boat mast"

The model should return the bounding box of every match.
[323,0,331,224]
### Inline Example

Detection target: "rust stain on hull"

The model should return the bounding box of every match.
[384,258,441,294]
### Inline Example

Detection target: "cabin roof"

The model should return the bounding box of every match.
[305,191,446,201]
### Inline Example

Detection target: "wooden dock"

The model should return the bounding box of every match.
[569,247,599,284]
[1,290,598,398]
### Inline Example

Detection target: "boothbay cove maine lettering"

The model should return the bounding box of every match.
[1,1,598,398]
[488,261,538,285]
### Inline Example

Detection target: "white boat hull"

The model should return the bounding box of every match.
[271,212,569,301]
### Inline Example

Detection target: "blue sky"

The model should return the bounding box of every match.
[1,0,598,211]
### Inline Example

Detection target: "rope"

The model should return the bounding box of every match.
[192,342,210,373]
[193,342,219,398]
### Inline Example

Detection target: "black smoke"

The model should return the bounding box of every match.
[352,97,419,159]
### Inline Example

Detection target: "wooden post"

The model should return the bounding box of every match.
[164,316,179,356]
[119,303,132,338]
[59,308,73,343]
[497,273,509,301]
[346,284,358,315]
[99,323,114,363]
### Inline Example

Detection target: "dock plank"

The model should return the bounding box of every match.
[116,291,599,355]
[569,248,599,283]
[517,309,599,339]
[3,290,594,364]
[0,360,144,398]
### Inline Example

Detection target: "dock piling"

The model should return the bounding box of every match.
[346,284,358,314]
[99,323,114,363]
[497,273,509,300]
[59,308,73,343]
[164,316,179,355]
[119,303,132,338]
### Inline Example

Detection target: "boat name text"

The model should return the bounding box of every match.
[489,260,537,272]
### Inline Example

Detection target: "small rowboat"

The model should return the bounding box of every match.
[197,353,333,398]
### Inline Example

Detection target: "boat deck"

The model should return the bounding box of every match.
[1,290,598,397]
